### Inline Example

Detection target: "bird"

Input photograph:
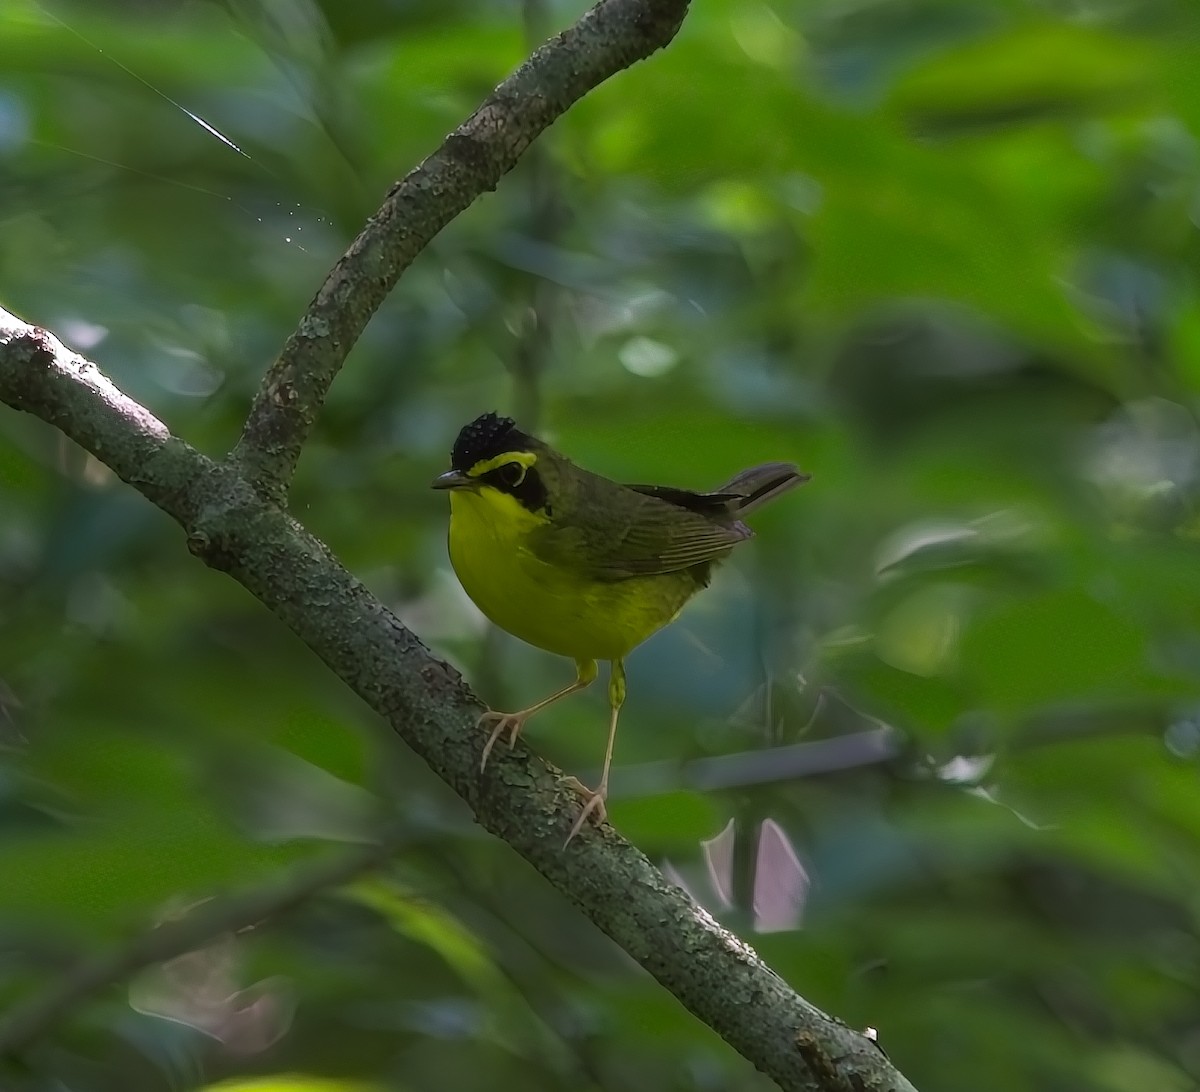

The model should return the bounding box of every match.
[432,412,808,845]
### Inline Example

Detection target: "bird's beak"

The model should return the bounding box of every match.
[431,469,474,490]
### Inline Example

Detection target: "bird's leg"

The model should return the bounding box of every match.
[479,658,597,772]
[564,658,625,846]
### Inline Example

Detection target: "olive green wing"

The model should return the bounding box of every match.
[533,477,750,581]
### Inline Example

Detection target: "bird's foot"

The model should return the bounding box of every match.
[562,776,608,847]
[478,709,528,772]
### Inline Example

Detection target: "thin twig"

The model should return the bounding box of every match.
[230,0,690,502]
[611,728,903,798]
[0,838,397,1058]
[509,0,565,429]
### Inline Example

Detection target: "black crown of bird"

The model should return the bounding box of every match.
[433,412,809,845]
[450,411,531,471]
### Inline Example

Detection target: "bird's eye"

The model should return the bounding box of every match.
[500,461,527,487]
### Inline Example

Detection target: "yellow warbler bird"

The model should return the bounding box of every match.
[433,413,807,844]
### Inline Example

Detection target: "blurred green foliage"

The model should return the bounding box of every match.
[3,0,1200,1088]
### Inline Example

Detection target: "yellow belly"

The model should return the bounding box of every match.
[447,490,696,662]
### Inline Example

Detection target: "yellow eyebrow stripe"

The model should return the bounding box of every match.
[469,450,537,476]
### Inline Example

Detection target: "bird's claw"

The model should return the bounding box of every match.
[478,709,527,772]
[562,776,608,846]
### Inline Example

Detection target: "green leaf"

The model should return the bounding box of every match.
[961,590,1150,712]
[200,1079,385,1092]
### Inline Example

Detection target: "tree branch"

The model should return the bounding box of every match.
[0,836,397,1058]
[0,311,919,1092]
[230,0,690,502]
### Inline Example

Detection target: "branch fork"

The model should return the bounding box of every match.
[0,2,919,1089]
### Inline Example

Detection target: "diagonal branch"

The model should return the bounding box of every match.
[0,835,397,1058]
[0,311,920,1092]
[231,0,690,502]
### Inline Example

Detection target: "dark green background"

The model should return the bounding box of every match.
[3,0,1200,1089]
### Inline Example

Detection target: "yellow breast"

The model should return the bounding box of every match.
[447,488,695,662]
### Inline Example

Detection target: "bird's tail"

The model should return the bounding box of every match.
[717,462,810,518]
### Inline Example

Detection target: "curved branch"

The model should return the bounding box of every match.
[0,312,919,1092]
[231,0,690,501]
